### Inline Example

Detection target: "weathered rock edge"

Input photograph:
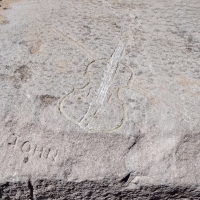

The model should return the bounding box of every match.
[1,179,200,200]
[1,0,200,199]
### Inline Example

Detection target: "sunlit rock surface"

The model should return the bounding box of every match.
[0,0,200,199]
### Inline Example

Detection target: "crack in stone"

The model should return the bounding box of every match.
[28,179,34,200]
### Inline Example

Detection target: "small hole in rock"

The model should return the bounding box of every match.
[23,157,29,163]
[120,173,131,183]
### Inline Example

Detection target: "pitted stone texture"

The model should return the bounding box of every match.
[0,0,200,199]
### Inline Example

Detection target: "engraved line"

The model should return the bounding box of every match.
[52,28,96,60]
[96,39,127,105]
[59,58,134,132]
[78,39,127,129]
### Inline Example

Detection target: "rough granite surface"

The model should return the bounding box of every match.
[0,0,200,199]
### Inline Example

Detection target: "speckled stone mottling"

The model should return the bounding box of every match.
[0,0,200,199]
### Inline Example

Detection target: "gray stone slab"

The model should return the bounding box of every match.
[0,0,200,199]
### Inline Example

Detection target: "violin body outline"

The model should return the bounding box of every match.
[59,57,134,132]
